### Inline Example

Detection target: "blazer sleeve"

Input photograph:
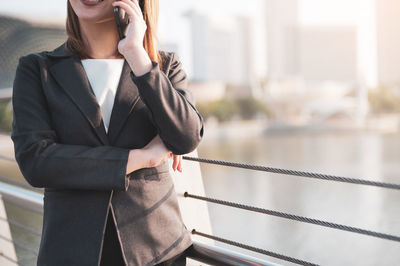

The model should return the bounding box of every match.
[130,52,204,155]
[11,54,131,191]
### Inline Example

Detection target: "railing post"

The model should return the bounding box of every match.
[0,194,18,265]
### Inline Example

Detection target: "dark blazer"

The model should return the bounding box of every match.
[11,41,204,266]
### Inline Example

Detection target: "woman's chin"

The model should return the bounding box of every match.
[76,11,114,24]
[72,1,113,22]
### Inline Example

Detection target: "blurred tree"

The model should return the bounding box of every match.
[236,97,273,119]
[0,101,12,132]
[368,85,400,113]
[196,96,273,122]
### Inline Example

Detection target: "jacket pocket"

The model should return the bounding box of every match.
[141,171,170,181]
[128,160,170,182]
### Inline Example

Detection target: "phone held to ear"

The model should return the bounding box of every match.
[113,0,145,40]
[114,5,129,40]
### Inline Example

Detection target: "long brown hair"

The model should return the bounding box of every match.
[66,0,163,68]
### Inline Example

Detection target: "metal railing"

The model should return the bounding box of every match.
[0,132,275,265]
[0,88,12,100]
[0,179,275,266]
[1,134,400,265]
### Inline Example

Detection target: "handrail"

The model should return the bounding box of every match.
[0,175,44,193]
[0,181,43,214]
[186,241,280,266]
[0,88,12,100]
[0,181,274,266]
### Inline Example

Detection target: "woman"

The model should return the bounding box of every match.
[11,0,204,265]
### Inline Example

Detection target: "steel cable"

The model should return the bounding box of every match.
[184,192,400,243]
[183,156,400,190]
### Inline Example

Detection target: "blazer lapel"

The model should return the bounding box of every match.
[107,59,140,144]
[48,42,140,145]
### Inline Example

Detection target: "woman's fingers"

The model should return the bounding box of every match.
[172,154,178,171]
[178,155,182,172]
[171,154,182,172]
[130,0,144,15]
[119,0,143,19]
[112,1,133,17]
[112,0,141,21]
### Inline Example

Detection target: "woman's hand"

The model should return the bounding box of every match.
[126,135,182,174]
[172,154,182,172]
[142,134,182,172]
[141,134,169,168]
[112,0,153,76]
[112,0,147,55]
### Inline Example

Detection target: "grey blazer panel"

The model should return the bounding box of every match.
[11,41,203,265]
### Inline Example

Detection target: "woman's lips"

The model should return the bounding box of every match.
[80,0,104,6]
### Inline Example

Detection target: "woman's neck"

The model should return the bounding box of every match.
[79,17,122,59]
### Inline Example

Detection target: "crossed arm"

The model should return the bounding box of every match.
[11,52,204,191]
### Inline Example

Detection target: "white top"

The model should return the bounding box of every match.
[81,59,125,133]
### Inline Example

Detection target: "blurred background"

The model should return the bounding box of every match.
[0,0,399,265]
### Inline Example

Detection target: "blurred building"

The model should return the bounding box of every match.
[264,0,364,123]
[297,26,358,83]
[185,10,253,87]
[265,0,299,80]
[265,1,358,83]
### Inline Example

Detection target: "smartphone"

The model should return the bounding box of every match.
[113,0,145,40]
[113,5,129,40]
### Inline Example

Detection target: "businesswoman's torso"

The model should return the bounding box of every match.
[11,42,204,266]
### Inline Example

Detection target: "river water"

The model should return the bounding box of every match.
[197,130,400,266]
[1,130,399,265]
